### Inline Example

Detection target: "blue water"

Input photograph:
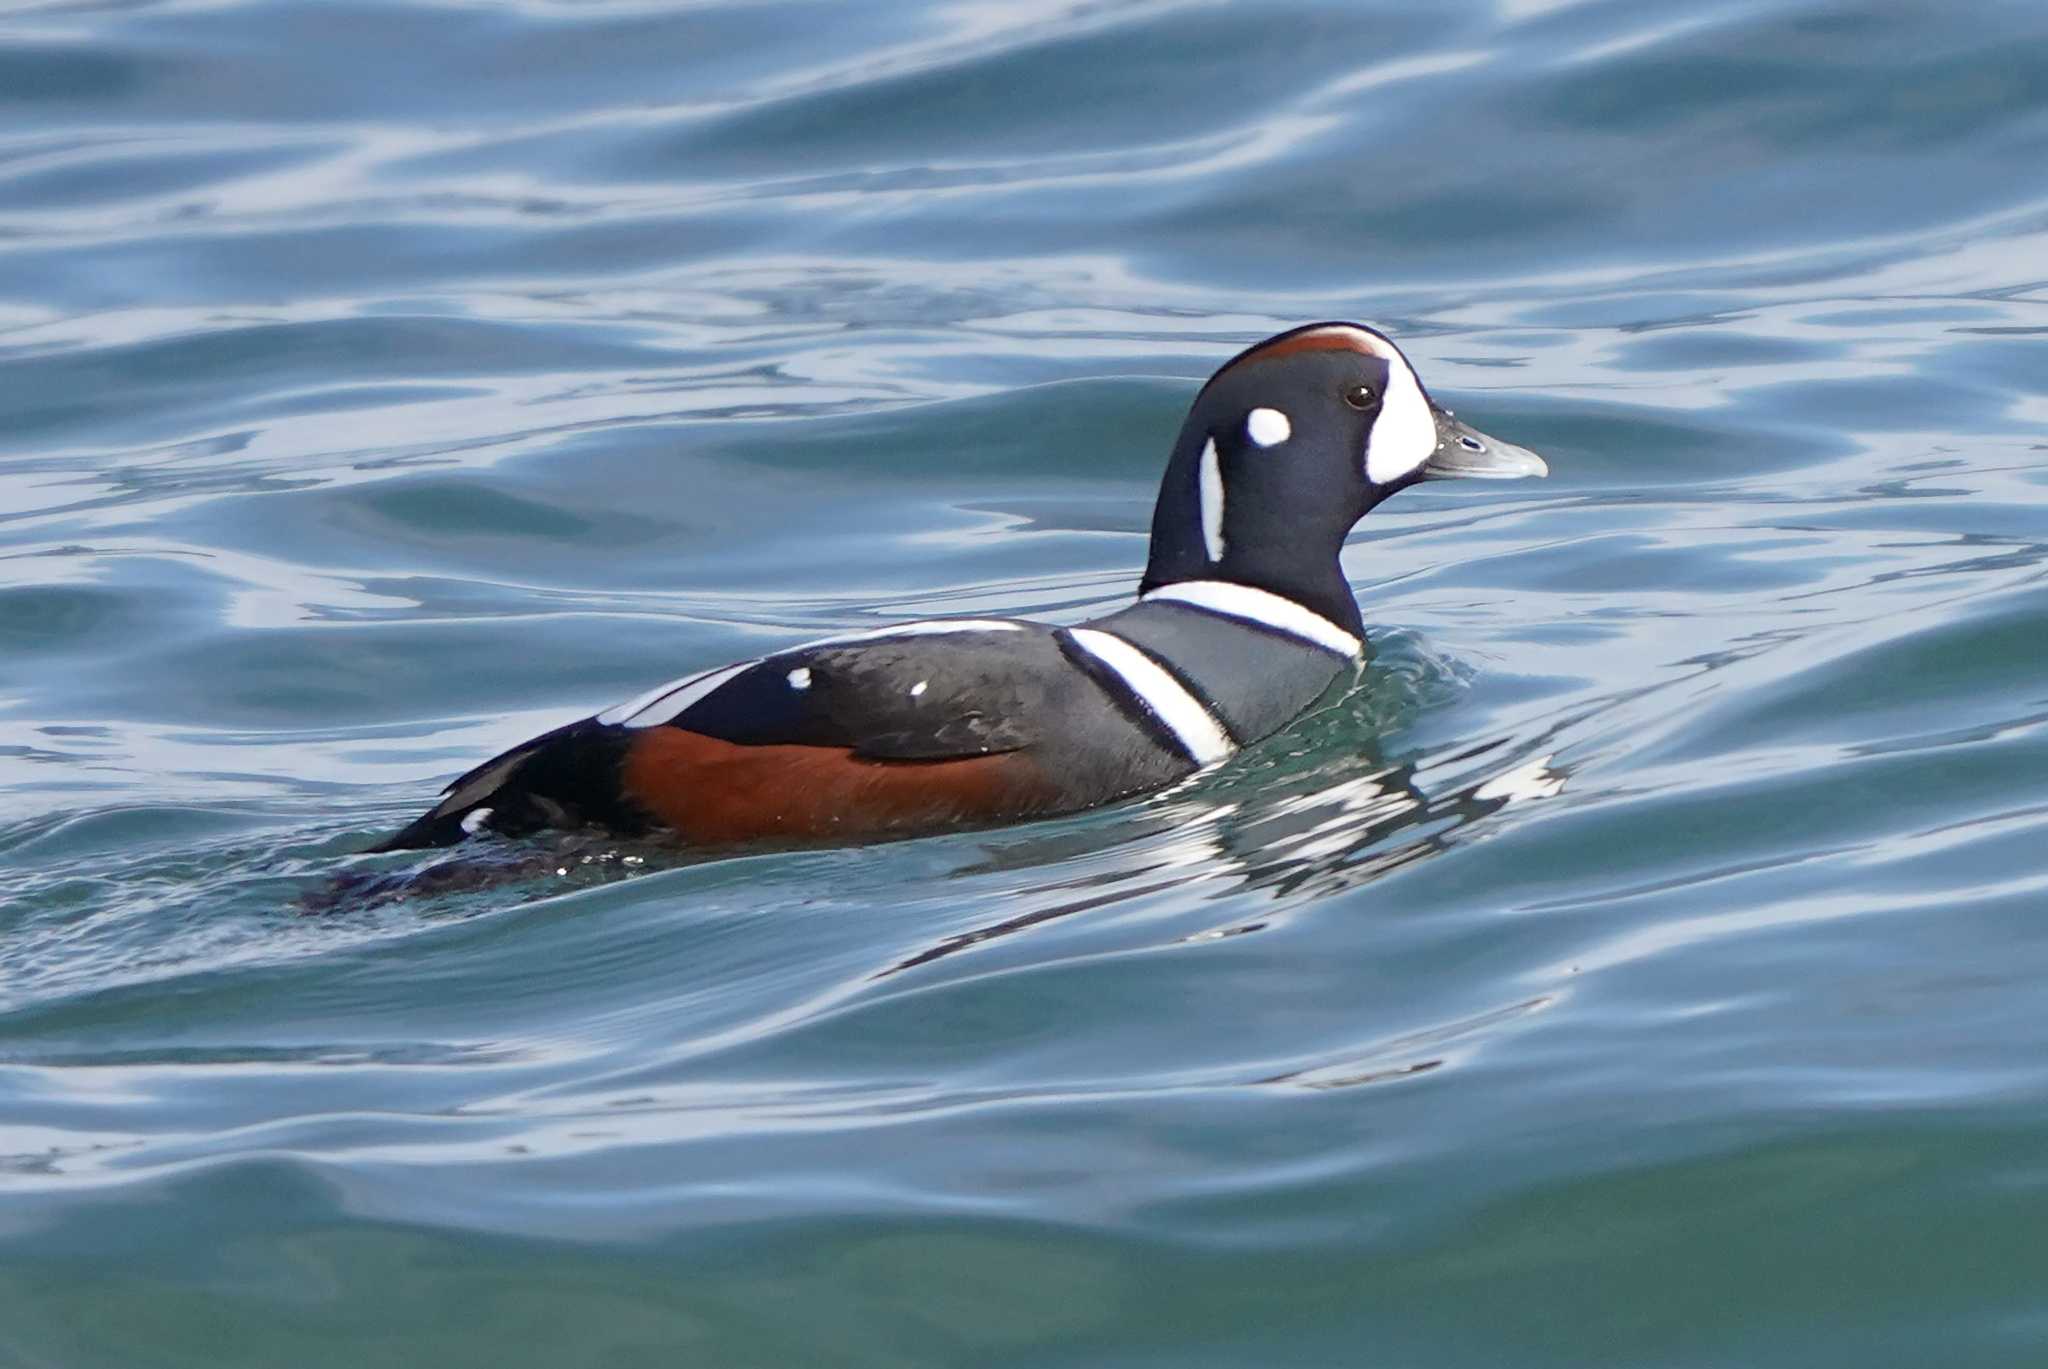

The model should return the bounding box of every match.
[6,1,2048,1363]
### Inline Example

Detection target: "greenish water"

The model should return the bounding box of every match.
[5,1,2048,1364]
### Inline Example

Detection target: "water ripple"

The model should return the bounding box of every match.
[7,0,2048,1363]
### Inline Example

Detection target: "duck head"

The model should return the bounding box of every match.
[1140,321,1548,636]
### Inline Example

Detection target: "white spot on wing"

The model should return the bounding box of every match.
[1246,407,1291,447]
[1198,437,1226,562]
[1141,580,1363,659]
[1065,628,1234,766]
[598,621,1025,735]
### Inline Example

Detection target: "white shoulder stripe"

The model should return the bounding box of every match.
[1065,628,1234,766]
[805,618,1024,648]
[595,664,723,726]
[598,661,755,729]
[1141,581,1363,659]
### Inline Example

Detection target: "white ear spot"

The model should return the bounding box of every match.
[1198,438,1226,562]
[786,667,812,690]
[1245,407,1291,448]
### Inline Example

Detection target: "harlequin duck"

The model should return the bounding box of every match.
[368,322,1547,853]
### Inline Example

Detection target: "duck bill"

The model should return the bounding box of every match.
[1421,407,1549,480]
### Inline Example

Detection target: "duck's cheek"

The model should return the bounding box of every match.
[1363,368,1437,485]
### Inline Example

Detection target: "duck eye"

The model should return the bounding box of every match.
[1342,384,1379,411]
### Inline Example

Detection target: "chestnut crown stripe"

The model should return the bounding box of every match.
[1203,323,1384,388]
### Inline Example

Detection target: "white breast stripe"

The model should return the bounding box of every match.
[1198,437,1226,563]
[1142,581,1363,659]
[603,661,754,729]
[1065,628,1234,766]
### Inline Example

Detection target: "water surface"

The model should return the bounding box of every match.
[5,2,2048,1364]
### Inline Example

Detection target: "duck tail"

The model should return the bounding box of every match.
[363,717,636,852]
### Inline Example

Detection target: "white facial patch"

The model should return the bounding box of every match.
[786,667,812,690]
[1198,437,1225,562]
[1261,325,1438,485]
[1357,337,1437,484]
[1245,407,1291,447]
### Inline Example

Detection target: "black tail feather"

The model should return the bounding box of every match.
[363,717,640,853]
[361,807,475,854]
